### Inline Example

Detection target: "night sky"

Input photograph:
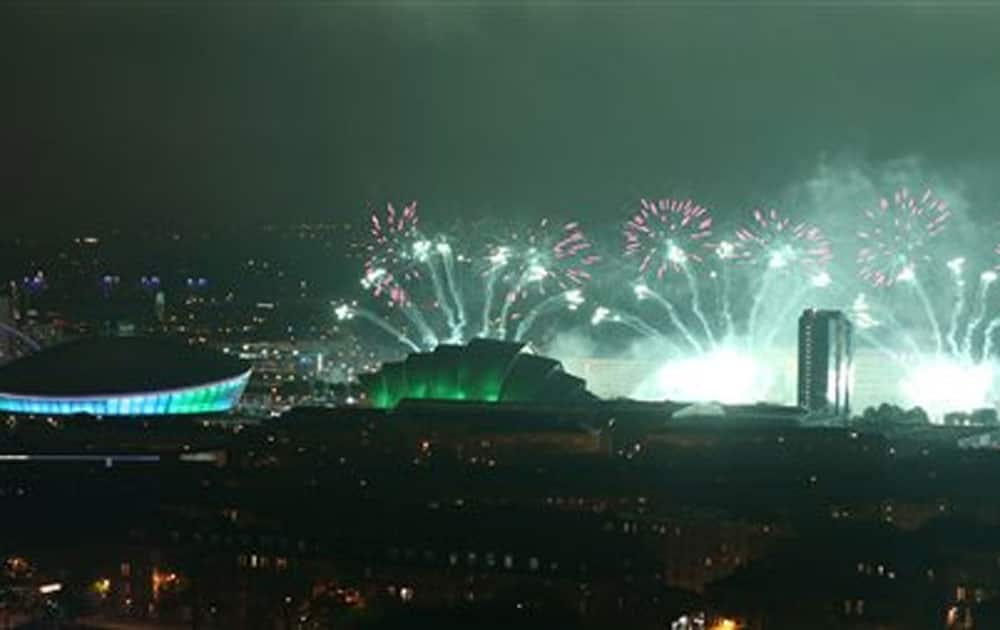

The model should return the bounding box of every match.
[3,3,1000,232]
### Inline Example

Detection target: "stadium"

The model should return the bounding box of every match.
[0,337,251,416]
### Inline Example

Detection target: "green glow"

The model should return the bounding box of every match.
[360,340,587,409]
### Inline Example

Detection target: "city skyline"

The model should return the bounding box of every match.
[5,5,1000,628]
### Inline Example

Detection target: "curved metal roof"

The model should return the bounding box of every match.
[0,336,250,396]
[358,339,594,408]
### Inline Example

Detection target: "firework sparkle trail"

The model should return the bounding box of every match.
[733,208,833,271]
[852,187,999,421]
[364,201,420,303]
[732,208,833,348]
[624,198,713,279]
[857,187,951,288]
[339,188,1000,422]
[612,201,837,405]
[354,208,598,351]
[488,219,598,339]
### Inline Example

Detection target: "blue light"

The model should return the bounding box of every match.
[0,372,251,417]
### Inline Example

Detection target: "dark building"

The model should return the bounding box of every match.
[798,309,853,419]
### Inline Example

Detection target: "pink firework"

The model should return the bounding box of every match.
[550,220,600,285]
[731,208,832,270]
[363,201,421,305]
[623,198,713,279]
[488,218,600,298]
[857,187,951,287]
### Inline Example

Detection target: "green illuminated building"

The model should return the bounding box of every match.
[358,339,593,409]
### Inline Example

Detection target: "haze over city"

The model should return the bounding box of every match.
[2,3,1000,629]
[4,3,1000,230]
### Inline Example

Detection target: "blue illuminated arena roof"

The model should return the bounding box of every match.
[0,337,250,416]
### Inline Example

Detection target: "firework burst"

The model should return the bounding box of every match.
[362,201,421,305]
[486,219,598,295]
[336,187,996,421]
[350,205,598,349]
[624,198,713,279]
[482,218,598,338]
[732,208,832,271]
[857,187,951,287]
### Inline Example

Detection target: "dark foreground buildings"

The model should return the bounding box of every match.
[2,339,1000,629]
[4,398,1000,629]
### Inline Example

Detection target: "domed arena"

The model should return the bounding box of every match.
[0,336,251,416]
[358,338,594,409]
